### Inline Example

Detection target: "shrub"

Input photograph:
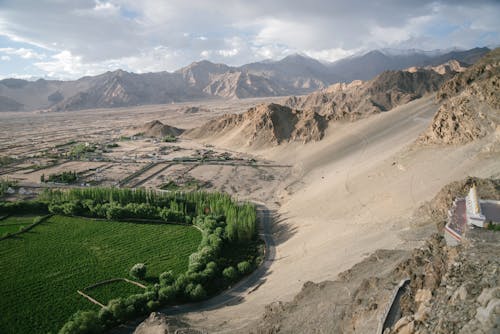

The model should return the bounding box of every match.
[159,270,174,286]
[147,300,160,311]
[97,308,116,329]
[58,310,103,334]
[222,266,238,282]
[237,261,252,275]
[158,285,177,303]
[189,284,206,301]
[129,263,146,280]
[107,299,128,321]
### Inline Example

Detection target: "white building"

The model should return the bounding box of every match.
[444,184,500,246]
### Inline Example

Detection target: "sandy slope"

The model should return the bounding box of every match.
[179,95,499,332]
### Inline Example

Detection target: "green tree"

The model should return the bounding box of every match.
[222,266,238,282]
[129,263,147,280]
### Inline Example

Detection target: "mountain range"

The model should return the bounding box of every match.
[185,60,464,148]
[0,47,490,112]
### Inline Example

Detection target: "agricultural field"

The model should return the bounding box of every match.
[0,215,201,334]
[0,215,39,236]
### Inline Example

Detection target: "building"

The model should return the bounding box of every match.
[444,184,500,246]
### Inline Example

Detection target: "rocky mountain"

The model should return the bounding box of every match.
[327,47,490,82]
[0,47,490,112]
[418,48,500,145]
[185,103,327,147]
[284,66,457,121]
[186,63,465,148]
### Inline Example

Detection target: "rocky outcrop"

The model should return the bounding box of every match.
[285,67,454,121]
[185,103,327,147]
[418,48,500,145]
[386,229,500,334]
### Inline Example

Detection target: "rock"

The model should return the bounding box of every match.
[134,312,170,334]
[475,298,500,325]
[396,320,415,334]
[415,289,432,304]
[414,303,430,322]
[477,287,500,306]
[451,285,468,303]
[394,316,412,331]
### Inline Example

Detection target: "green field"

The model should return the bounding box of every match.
[0,215,201,334]
[0,215,38,235]
[84,279,145,305]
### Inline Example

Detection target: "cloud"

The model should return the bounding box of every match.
[0,47,45,59]
[0,0,498,79]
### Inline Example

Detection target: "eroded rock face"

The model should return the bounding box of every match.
[418,48,500,145]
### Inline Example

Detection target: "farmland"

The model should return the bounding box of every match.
[0,215,38,236]
[0,215,201,334]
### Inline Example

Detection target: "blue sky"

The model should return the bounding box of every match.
[0,0,499,80]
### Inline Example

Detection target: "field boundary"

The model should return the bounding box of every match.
[78,277,147,308]
[82,277,147,291]
[0,214,53,241]
[69,214,192,227]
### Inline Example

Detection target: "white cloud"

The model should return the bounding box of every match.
[218,48,239,57]
[304,48,357,62]
[0,47,45,59]
[1,55,11,61]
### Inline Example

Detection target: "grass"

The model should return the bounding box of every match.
[85,280,145,305]
[0,215,38,236]
[0,215,201,334]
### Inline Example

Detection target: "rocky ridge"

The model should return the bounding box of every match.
[284,67,456,121]
[418,48,500,145]
[185,103,327,147]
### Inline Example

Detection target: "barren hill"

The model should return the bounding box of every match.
[133,120,183,138]
[285,67,456,121]
[418,48,500,145]
[185,103,327,147]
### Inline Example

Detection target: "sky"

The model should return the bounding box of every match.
[0,0,499,80]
